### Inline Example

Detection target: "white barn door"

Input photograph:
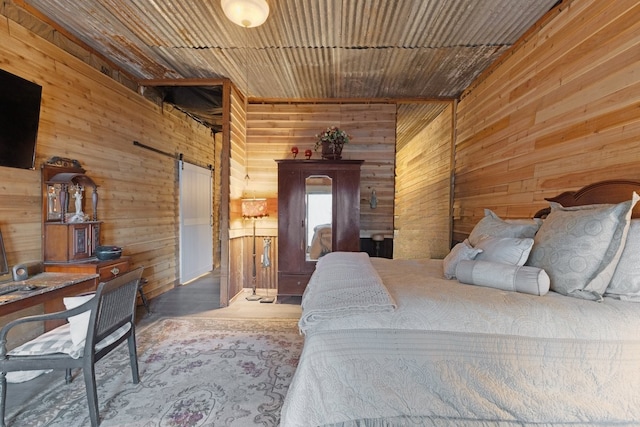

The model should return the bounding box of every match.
[179,161,213,284]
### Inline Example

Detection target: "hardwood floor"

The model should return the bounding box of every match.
[5,269,301,415]
[137,269,222,321]
[139,269,302,322]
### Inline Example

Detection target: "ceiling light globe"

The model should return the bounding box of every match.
[221,0,270,28]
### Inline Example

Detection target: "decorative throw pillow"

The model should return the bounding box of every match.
[63,293,95,346]
[442,239,482,279]
[606,219,640,301]
[468,209,542,247]
[456,260,550,296]
[474,236,534,266]
[527,193,638,301]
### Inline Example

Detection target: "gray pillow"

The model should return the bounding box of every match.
[527,193,638,301]
[606,219,640,301]
[442,239,482,280]
[474,236,534,266]
[468,209,542,247]
[456,260,550,296]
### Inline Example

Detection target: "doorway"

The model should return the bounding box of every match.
[179,161,214,284]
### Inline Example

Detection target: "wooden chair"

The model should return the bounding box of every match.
[0,267,144,426]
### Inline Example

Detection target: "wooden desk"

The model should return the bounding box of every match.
[0,272,98,330]
[44,257,130,282]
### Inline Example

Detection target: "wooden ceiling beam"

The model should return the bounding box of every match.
[249,97,455,105]
[139,78,230,87]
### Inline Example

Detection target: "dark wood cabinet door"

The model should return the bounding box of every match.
[44,222,101,262]
[334,168,361,252]
[277,166,304,274]
[70,223,90,259]
[276,160,363,298]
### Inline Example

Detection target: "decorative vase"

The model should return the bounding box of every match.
[321,141,343,160]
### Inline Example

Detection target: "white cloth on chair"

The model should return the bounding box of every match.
[6,322,130,383]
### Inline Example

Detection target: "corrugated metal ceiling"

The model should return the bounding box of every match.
[22,0,559,100]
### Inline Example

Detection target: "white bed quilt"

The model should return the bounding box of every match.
[281,256,640,426]
[299,252,396,333]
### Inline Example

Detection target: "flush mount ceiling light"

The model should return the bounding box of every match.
[221,0,270,28]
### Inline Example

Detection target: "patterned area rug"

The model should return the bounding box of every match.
[6,317,303,426]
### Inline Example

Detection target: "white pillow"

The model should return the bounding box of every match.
[527,193,638,301]
[474,236,534,266]
[8,323,83,358]
[468,209,542,247]
[63,294,95,346]
[456,260,550,296]
[606,219,640,301]
[442,239,482,279]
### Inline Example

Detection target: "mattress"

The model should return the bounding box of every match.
[281,256,640,426]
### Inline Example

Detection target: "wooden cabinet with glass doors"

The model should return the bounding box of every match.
[41,158,101,263]
[276,159,363,299]
[41,157,131,287]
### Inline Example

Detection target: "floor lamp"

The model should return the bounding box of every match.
[242,198,268,301]
[259,237,274,303]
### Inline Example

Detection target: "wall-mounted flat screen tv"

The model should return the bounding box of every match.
[0,69,42,170]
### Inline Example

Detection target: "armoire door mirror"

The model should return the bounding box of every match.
[306,175,332,261]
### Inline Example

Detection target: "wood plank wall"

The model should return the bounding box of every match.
[227,103,397,294]
[395,104,454,259]
[0,14,217,302]
[245,103,397,236]
[227,84,249,301]
[453,0,640,241]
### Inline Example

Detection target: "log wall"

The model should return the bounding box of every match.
[454,0,640,241]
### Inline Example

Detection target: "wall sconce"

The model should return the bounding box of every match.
[370,189,378,209]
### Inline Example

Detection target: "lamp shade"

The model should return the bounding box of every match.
[242,198,268,218]
[221,0,269,28]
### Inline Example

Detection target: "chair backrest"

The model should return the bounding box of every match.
[86,268,144,347]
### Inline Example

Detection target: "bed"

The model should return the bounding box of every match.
[280,180,640,426]
[309,223,332,259]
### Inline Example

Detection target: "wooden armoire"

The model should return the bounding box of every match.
[276,159,363,300]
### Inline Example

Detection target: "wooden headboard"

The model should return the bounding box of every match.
[534,180,640,219]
